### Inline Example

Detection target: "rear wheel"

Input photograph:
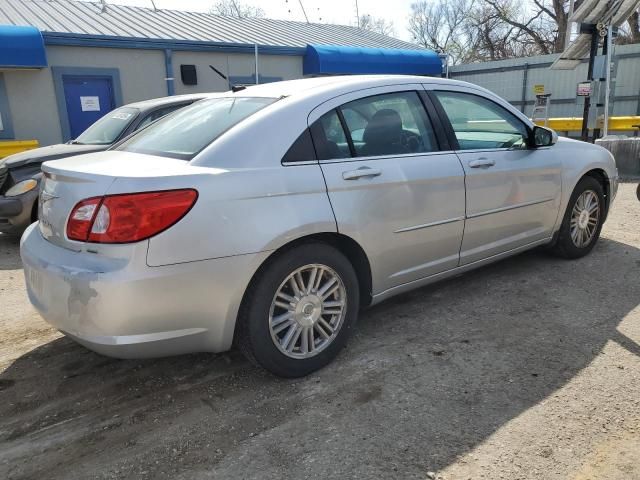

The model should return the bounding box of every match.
[237,243,359,377]
[550,176,605,259]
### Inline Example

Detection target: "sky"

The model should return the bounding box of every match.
[83,0,418,41]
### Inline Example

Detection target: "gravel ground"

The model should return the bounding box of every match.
[0,182,639,480]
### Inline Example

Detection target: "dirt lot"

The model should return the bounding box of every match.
[1,183,639,480]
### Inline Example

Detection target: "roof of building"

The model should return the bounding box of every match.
[0,0,421,52]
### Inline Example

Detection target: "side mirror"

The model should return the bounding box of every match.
[532,125,557,147]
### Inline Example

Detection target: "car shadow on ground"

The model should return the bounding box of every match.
[1,237,639,479]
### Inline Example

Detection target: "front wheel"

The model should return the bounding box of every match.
[550,176,605,259]
[237,243,360,377]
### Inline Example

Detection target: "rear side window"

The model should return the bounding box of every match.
[433,91,529,150]
[340,91,437,157]
[117,97,276,160]
[309,110,351,161]
[282,129,317,163]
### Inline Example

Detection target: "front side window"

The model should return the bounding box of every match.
[433,91,529,150]
[117,97,276,160]
[340,91,437,157]
[74,107,139,145]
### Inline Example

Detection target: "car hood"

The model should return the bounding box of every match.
[1,143,108,169]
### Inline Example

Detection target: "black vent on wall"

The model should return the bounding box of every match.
[181,65,197,85]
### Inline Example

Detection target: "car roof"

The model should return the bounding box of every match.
[228,75,475,99]
[124,93,220,111]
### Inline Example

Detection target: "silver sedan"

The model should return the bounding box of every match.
[21,75,618,377]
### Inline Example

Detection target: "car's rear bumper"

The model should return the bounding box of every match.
[20,223,270,358]
[0,189,38,234]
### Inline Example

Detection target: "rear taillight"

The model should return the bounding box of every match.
[66,189,198,243]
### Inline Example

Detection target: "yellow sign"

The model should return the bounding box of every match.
[533,84,545,95]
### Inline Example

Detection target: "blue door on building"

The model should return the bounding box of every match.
[62,76,115,139]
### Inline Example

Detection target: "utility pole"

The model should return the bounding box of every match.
[603,25,613,136]
[581,24,599,142]
[355,0,360,26]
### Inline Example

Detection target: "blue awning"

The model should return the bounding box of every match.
[0,25,47,68]
[303,44,442,76]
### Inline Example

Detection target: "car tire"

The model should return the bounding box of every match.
[550,176,605,259]
[237,242,360,378]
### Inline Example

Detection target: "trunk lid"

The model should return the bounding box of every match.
[39,151,205,251]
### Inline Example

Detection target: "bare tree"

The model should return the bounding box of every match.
[358,14,395,36]
[618,10,640,44]
[466,2,530,61]
[408,0,477,64]
[629,11,640,43]
[210,0,264,18]
[483,0,555,54]
[407,0,633,64]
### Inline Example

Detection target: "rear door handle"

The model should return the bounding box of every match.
[468,158,496,168]
[342,166,382,180]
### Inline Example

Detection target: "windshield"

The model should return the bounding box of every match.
[116,97,277,160]
[74,107,139,145]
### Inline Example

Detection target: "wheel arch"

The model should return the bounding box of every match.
[233,232,373,346]
[249,232,372,307]
[582,168,610,218]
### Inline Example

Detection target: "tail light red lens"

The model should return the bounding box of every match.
[66,197,102,242]
[66,189,198,243]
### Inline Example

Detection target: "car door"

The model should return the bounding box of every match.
[428,87,562,265]
[313,85,466,294]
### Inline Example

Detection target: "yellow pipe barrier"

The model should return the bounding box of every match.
[533,116,640,132]
[0,140,39,159]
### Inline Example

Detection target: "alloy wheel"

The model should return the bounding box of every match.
[269,264,347,359]
[570,190,600,248]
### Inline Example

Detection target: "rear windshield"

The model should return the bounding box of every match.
[75,107,139,145]
[116,97,277,160]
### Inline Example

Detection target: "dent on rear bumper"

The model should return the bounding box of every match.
[20,224,270,357]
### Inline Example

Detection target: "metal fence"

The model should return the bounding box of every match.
[448,43,640,120]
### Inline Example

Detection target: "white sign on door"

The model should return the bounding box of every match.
[80,96,101,112]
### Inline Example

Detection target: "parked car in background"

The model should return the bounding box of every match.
[21,76,618,377]
[0,93,213,234]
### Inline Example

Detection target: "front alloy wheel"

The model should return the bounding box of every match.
[570,190,600,248]
[551,175,605,259]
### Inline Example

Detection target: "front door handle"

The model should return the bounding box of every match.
[342,166,382,180]
[468,158,496,168]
